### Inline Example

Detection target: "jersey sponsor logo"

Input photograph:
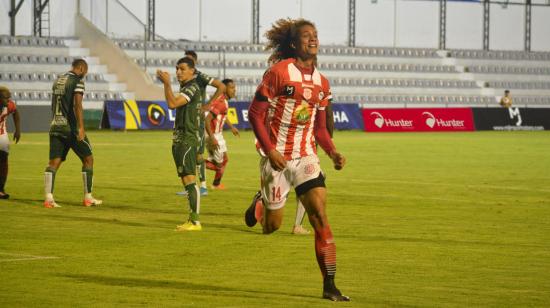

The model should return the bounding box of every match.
[303,88,312,100]
[147,103,166,126]
[304,163,316,175]
[284,85,295,96]
[293,101,312,124]
[319,92,325,100]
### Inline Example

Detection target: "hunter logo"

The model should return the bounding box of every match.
[284,85,295,96]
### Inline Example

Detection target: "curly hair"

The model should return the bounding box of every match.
[264,18,317,64]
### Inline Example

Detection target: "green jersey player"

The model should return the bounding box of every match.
[157,57,204,231]
[44,59,102,208]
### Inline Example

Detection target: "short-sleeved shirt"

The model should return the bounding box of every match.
[173,78,202,145]
[49,71,85,135]
[208,94,229,134]
[254,58,332,160]
[0,100,16,135]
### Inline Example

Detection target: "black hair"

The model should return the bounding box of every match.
[222,78,234,86]
[504,89,510,94]
[184,50,198,61]
[71,58,88,69]
[177,57,195,69]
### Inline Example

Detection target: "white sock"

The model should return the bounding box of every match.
[45,193,54,201]
[295,200,307,227]
[200,181,207,188]
[85,193,93,200]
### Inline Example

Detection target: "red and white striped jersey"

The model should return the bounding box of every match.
[208,94,229,134]
[0,100,16,135]
[255,58,332,160]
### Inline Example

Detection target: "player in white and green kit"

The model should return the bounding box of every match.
[157,57,204,231]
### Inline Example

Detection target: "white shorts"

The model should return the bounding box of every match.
[0,134,9,153]
[260,154,323,210]
[208,133,227,164]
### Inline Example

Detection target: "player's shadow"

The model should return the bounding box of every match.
[60,273,319,300]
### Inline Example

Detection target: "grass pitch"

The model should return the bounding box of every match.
[1,130,550,307]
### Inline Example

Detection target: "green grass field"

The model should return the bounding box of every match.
[1,130,549,307]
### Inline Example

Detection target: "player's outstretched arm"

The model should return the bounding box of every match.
[202,79,226,111]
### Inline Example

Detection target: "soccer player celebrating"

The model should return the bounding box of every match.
[244,18,349,301]
[204,79,239,189]
[157,57,203,231]
[183,51,226,196]
[44,59,102,208]
[0,86,21,199]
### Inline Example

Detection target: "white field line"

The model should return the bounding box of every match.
[0,252,60,262]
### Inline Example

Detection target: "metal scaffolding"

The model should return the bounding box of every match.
[483,0,490,50]
[348,0,356,47]
[252,0,260,44]
[147,0,155,41]
[33,0,50,37]
[525,0,532,51]
[439,0,447,50]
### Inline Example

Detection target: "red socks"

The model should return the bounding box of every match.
[315,226,336,278]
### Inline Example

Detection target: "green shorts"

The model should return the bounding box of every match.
[49,132,93,161]
[172,140,197,177]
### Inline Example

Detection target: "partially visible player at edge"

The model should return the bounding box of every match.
[184,50,226,196]
[244,18,349,301]
[44,59,102,208]
[157,57,203,231]
[0,86,21,199]
[204,78,239,189]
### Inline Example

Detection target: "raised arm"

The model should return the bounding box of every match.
[157,70,189,109]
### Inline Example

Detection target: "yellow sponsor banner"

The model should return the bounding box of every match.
[227,107,239,124]
[123,100,141,129]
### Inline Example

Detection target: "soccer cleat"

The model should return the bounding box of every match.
[0,192,10,199]
[245,191,262,227]
[175,220,202,231]
[175,190,188,196]
[83,197,102,207]
[291,225,311,235]
[323,278,350,302]
[199,187,208,196]
[211,183,226,190]
[44,199,61,208]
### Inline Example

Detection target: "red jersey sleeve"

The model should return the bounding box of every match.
[7,100,16,114]
[209,96,225,116]
[248,67,280,154]
[318,76,332,109]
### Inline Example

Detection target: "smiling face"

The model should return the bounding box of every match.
[225,82,236,99]
[176,62,195,83]
[295,24,319,61]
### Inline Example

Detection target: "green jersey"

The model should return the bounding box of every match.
[50,72,85,135]
[194,70,214,105]
[173,78,202,145]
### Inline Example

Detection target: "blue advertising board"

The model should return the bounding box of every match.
[102,100,364,130]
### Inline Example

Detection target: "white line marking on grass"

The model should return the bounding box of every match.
[0,252,60,262]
